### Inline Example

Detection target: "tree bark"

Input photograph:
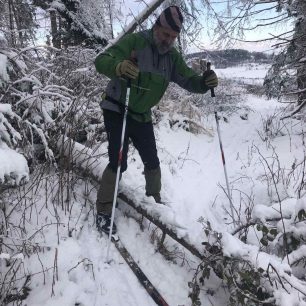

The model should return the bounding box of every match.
[50,10,60,48]
[11,0,24,47]
[294,0,306,106]
[108,0,114,39]
[118,193,205,260]
[8,0,15,47]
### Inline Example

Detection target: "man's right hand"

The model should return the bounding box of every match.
[116,60,139,79]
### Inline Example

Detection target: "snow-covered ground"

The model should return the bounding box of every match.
[216,63,270,85]
[2,64,305,305]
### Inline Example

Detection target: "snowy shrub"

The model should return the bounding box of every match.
[0,42,108,303]
[264,51,296,101]
[0,165,95,305]
[0,45,107,167]
[189,221,273,306]
[155,78,247,137]
[190,213,306,306]
[0,46,30,187]
[188,129,306,305]
[0,53,9,88]
[257,111,287,142]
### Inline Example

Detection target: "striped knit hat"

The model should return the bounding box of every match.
[155,6,183,33]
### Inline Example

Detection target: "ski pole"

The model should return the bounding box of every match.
[106,78,131,263]
[207,62,236,224]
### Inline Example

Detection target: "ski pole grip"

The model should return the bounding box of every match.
[206,62,216,98]
[126,49,137,89]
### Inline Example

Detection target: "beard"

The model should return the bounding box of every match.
[153,30,174,54]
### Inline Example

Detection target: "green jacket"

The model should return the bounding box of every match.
[95,29,208,122]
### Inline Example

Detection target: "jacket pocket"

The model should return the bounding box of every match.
[129,72,168,113]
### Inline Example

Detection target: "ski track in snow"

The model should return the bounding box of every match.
[25,220,157,306]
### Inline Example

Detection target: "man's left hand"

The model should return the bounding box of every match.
[203,70,218,88]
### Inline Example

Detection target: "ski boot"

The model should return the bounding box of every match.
[96,212,117,235]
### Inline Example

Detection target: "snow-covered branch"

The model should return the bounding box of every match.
[97,0,166,55]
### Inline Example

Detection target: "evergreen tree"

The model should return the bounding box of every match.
[0,0,37,48]
[33,0,113,48]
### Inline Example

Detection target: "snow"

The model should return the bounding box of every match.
[222,232,291,273]
[0,103,13,114]
[0,32,7,48]
[1,253,25,261]
[295,197,306,216]
[0,253,10,260]
[0,104,29,186]
[274,290,306,306]
[252,198,296,221]
[3,63,306,305]
[1,49,27,73]
[0,53,9,86]
[0,143,29,186]
[216,63,270,85]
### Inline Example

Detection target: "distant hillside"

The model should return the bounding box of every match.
[186,49,273,68]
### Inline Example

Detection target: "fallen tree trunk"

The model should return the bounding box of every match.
[96,0,166,55]
[58,136,204,260]
[118,192,204,260]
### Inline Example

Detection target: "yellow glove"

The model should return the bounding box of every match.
[116,60,139,79]
[202,70,218,88]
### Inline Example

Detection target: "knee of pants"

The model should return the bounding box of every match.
[108,161,128,173]
[108,141,129,173]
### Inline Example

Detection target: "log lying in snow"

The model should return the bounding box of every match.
[58,136,107,181]
[58,137,204,260]
[118,192,204,260]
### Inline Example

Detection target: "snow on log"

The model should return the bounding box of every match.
[118,192,204,260]
[58,136,205,259]
[58,136,107,181]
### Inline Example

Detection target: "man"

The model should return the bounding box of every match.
[94,6,218,235]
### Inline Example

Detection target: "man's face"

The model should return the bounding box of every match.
[153,25,179,54]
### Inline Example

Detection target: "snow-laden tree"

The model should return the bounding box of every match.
[263,0,306,119]
[140,0,305,118]
[33,0,114,48]
[192,0,305,117]
[0,35,29,187]
[291,0,306,109]
[0,0,37,48]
